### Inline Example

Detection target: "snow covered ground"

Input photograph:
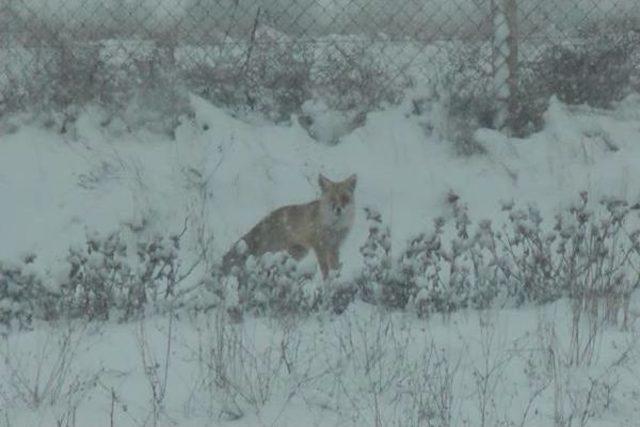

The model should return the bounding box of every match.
[3,300,639,426]
[3,94,640,277]
[2,93,640,425]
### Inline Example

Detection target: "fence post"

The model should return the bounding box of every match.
[0,0,9,47]
[492,0,518,134]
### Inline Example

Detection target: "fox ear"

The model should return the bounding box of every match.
[318,174,331,192]
[346,174,357,192]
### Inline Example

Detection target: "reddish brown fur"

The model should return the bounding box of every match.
[223,174,357,279]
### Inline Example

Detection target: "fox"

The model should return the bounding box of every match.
[222,173,357,279]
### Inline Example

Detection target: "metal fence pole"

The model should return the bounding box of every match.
[492,0,519,134]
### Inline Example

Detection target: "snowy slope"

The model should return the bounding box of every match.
[3,94,640,280]
[2,94,640,426]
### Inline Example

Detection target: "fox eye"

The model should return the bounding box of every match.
[341,195,350,205]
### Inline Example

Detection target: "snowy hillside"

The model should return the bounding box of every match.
[3,95,640,276]
[2,93,640,425]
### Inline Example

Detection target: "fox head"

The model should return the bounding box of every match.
[318,173,357,225]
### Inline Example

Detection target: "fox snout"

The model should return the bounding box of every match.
[331,194,351,216]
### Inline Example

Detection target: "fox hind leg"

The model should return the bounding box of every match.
[288,244,309,261]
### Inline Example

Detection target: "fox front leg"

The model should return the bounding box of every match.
[326,248,341,276]
[312,245,330,279]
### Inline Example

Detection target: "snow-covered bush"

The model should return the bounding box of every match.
[95,42,187,136]
[402,212,464,317]
[2,30,405,136]
[328,282,358,315]
[219,250,320,318]
[397,221,448,318]
[61,232,129,321]
[0,36,102,124]
[507,33,638,137]
[0,255,57,332]
[311,38,403,111]
[358,193,640,323]
[184,32,314,123]
[60,230,181,322]
[399,194,507,317]
[185,33,398,131]
[497,193,640,329]
[358,207,408,308]
[411,31,639,145]
[358,197,505,316]
[1,194,638,327]
[531,35,635,109]
[409,45,495,154]
[1,38,187,135]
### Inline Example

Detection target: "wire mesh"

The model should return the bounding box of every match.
[1,0,639,134]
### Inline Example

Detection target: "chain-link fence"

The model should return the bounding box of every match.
[1,0,639,138]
